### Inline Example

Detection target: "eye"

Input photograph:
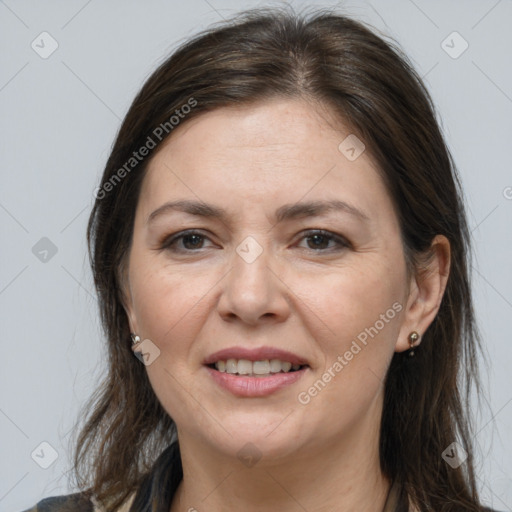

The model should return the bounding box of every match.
[160,230,214,252]
[296,229,350,252]
[159,229,350,254]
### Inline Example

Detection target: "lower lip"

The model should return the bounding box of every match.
[204,365,308,397]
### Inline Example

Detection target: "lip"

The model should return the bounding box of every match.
[203,346,309,366]
[205,365,309,397]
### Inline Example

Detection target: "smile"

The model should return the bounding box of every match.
[205,362,309,397]
[209,358,308,377]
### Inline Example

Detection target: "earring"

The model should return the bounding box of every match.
[131,333,140,347]
[408,331,420,356]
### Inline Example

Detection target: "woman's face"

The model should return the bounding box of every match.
[124,98,416,462]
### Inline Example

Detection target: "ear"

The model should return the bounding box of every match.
[118,267,139,336]
[124,299,138,337]
[395,235,451,352]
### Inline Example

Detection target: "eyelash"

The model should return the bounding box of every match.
[159,229,350,254]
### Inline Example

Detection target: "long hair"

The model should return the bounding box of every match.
[74,6,484,511]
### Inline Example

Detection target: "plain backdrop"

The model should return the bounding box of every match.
[1,0,511,510]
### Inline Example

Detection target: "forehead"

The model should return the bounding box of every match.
[152,98,348,164]
[138,98,395,224]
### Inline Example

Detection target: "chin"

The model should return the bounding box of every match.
[201,417,303,458]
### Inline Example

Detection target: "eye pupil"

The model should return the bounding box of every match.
[308,234,328,249]
[183,234,203,248]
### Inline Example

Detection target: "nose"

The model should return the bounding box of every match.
[216,240,291,326]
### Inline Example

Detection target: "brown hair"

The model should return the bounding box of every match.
[73,5,485,511]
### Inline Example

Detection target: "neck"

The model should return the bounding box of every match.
[169,414,391,512]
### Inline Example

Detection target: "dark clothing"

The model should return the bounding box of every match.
[20,491,93,512]
[20,443,182,512]
[19,442,501,512]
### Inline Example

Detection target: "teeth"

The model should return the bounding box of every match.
[269,359,282,373]
[225,359,238,373]
[237,359,252,375]
[253,360,270,374]
[215,358,303,375]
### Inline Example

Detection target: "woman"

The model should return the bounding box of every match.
[22,6,499,512]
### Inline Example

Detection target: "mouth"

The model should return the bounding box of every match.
[204,346,310,371]
[203,347,311,396]
[206,359,310,377]
[204,360,310,397]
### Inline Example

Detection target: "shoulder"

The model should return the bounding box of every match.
[19,490,138,512]
[19,491,93,512]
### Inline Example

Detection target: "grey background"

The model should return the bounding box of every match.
[1,0,511,510]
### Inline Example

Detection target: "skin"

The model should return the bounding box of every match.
[123,98,450,512]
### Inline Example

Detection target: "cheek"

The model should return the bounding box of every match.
[127,260,221,423]
[128,246,229,366]
[298,262,404,371]
[293,268,403,422]
[130,264,208,343]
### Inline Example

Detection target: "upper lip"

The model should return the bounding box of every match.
[204,346,309,366]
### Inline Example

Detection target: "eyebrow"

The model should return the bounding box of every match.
[147,198,369,225]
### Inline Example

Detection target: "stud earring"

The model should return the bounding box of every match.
[131,333,140,347]
[408,331,420,356]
